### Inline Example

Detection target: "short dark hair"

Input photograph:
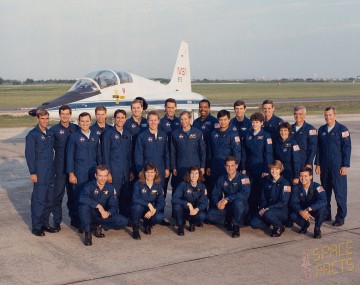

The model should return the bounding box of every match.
[78,112,91,121]
[278,122,292,134]
[183,166,205,183]
[199,99,211,108]
[324,106,336,114]
[36,109,49,118]
[217,109,230,119]
[250,112,264,122]
[300,167,313,176]
[147,110,160,120]
[233,100,246,109]
[114,109,127,118]
[96,164,109,174]
[59,105,72,115]
[95,105,107,113]
[262,99,274,107]
[179,110,191,119]
[138,163,161,184]
[225,156,238,165]
[165,98,177,107]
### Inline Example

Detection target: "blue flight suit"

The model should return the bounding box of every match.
[79,180,128,232]
[230,116,251,139]
[159,115,180,196]
[243,129,273,217]
[290,182,327,231]
[170,127,206,190]
[131,181,165,226]
[135,129,170,186]
[291,122,318,167]
[90,122,113,138]
[250,176,291,229]
[25,125,55,231]
[274,136,301,183]
[209,172,250,226]
[66,130,101,227]
[263,114,283,142]
[172,181,208,226]
[102,127,132,217]
[50,122,79,227]
[207,127,242,200]
[193,114,219,149]
[315,121,351,223]
[124,116,148,174]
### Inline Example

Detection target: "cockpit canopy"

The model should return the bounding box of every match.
[68,70,133,94]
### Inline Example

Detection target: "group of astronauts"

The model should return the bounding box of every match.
[25,97,351,246]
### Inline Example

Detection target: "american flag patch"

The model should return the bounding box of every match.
[267,138,272,144]
[316,186,325,193]
[342,131,350,138]
[235,136,240,143]
[284,186,291,192]
[293,145,300,151]
[309,129,317,136]
[241,178,250,184]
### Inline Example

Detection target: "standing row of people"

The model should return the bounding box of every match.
[25,97,351,245]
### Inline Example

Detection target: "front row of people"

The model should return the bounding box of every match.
[79,157,327,246]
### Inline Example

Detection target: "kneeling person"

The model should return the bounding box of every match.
[209,156,250,238]
[172,166,208,236]
[79,165,128,246]
[290,167,327,238]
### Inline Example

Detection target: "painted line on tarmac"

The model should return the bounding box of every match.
[59,229,355,285]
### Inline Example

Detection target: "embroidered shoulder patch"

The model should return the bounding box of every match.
[309,129,317,136]
[241,178,250,184]
[316,186,325,193]
[267,138,272,144]
[342,131,350,138]
[293,145,300,151]
[284,186,291,193]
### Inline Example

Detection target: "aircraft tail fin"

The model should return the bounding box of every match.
[168,41,191,92]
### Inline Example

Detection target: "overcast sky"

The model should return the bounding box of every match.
[1,0,360,81]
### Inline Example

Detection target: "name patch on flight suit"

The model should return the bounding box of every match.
[189,134,197,139]
[91,138,96,142]
[158,136,163,141]
[257,136,263,140]
[151,190,158,194]
[141,124,148,128]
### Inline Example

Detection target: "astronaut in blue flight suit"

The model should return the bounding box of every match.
[207,110,242,205]
[209,156,250,238]
[66,112,102,230]
[135,110,170,187]
[315,106,351,227]
[170,111,206,191]
[25,109,57,236]
[79,165,128,246]
[124,98,149,175]
[102,109,133,218]
[172,166,208,236]
[262,99,284,142]
[131,163,166,240]
[50,105,79,231]
[230,100,251,139]
[243,112,273,219]
[291,106,318,168]
[89,105,112,141]
[274,122,301,185]
[250,160,291,237]
[290,167,327,239]
[159,98,180,198]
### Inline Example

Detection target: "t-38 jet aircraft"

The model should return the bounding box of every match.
[29,41,205,119]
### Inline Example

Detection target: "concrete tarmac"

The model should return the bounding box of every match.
[0,115,359,285]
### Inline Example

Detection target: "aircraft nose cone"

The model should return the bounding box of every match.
[28,109,37,116]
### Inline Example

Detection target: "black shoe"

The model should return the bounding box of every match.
[32,229,45,236]
[78,227,84,234]
[333,221,344,227]
[189,224,195,232]
[196,223,204,228]
[271,226,285,237]
[325,214,332,221]
[132,225,141,240]
[84,232,92,246]
[284,220,293,228]
[144,226,152,235]
[232,225,240,238]
[177,226,185,236]
[313,229,322,239]
[298,228,308,234]
[41,225,59,233]
[93,224,105,238]
[224,221,233,231]
[160,219,171,226]
[54,224,61,231]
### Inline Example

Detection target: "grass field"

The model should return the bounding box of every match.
[0,82,359,127]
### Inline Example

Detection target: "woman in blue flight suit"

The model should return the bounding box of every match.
[131,163,165,240]
[172,166,208,236]
[274,122,301,186]
[250,160,291,237]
